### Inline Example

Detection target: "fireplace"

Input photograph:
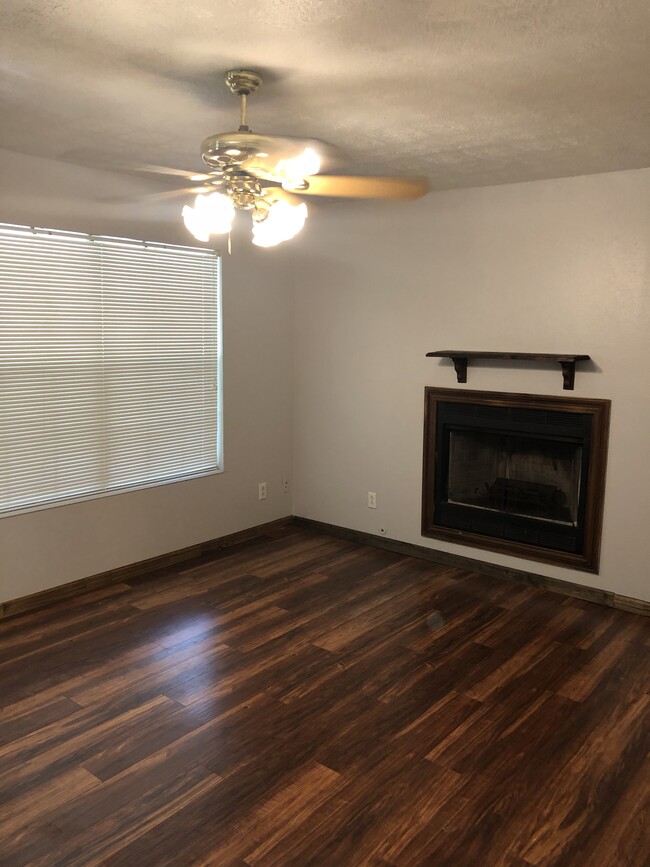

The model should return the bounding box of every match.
[422,388,610,572]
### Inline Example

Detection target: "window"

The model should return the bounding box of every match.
[0,224,222,516]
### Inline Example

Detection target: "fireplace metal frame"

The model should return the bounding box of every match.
[422,388,611,572]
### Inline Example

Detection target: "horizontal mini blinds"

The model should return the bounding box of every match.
[0,225,221,515]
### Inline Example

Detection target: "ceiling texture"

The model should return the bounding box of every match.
[1,0,649,193]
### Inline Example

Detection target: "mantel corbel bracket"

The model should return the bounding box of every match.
[451,356,468,383]
[559,360,576,390]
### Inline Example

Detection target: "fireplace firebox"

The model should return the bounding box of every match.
[422,388,610,572]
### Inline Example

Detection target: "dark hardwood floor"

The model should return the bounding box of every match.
[0,526,648,866]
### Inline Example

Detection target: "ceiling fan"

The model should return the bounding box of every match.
[144,69,429,248]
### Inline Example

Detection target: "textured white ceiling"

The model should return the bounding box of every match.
[1,0,649,191]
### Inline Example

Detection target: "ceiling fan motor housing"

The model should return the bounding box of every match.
[201,133,260,168]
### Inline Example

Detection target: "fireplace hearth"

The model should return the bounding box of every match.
[422,389,610,572]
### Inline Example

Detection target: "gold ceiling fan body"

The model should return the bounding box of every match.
[142,69,428,204]
[137,69,428,246]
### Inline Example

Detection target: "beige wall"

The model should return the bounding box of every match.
[292,168,650,601]
[0,150,294,601]
[2,152,649,605]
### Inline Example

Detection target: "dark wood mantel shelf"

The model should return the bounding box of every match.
[426,351,591,390]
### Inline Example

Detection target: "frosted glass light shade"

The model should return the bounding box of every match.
[182,193,235,242]
[252,201,308,247]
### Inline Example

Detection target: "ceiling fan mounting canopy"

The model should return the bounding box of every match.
[224,69,263,96]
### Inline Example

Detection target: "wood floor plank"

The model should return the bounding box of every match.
[0,694,200,802]
[0,693,82,748]
[65,635,232,710]
[101,738,332,865]
[37,774,222,867]
[0,766,100,846]
[200,760,340,865]
[0,751,220,866]
[1,526,648,866]
[517,692,650,865]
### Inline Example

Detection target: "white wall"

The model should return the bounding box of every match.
[292,168,650,601]
[0,150,294,602]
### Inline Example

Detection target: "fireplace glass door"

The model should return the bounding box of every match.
[447,431,582,526]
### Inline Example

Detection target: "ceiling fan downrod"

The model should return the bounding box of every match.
[239,93,248,131]
[224,69,263,133]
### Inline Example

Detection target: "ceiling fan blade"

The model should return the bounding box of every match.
[134,164,212,181]
[103,186,209,204]
[158,186,212,200]
[295,175,429,200]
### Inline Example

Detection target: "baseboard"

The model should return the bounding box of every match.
[0,516,293,621]
[3,513,646,621]
[292,516,649,617]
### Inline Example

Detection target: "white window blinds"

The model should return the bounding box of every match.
[0,224,222,516]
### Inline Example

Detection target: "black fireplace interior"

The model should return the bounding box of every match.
[434,402,592,554]
[447,431,582,524]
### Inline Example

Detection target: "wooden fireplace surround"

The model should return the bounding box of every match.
[422,388,611,572]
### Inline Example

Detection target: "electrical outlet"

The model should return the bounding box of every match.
[258,482,267,500]
[281,478,290,493]
[368,491,377,509]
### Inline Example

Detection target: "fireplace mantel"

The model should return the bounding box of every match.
[426,351,591,390]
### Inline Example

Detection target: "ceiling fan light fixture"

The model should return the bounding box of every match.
[251,200,308,248]
[182,192,235,242]
[172,66,428,249]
